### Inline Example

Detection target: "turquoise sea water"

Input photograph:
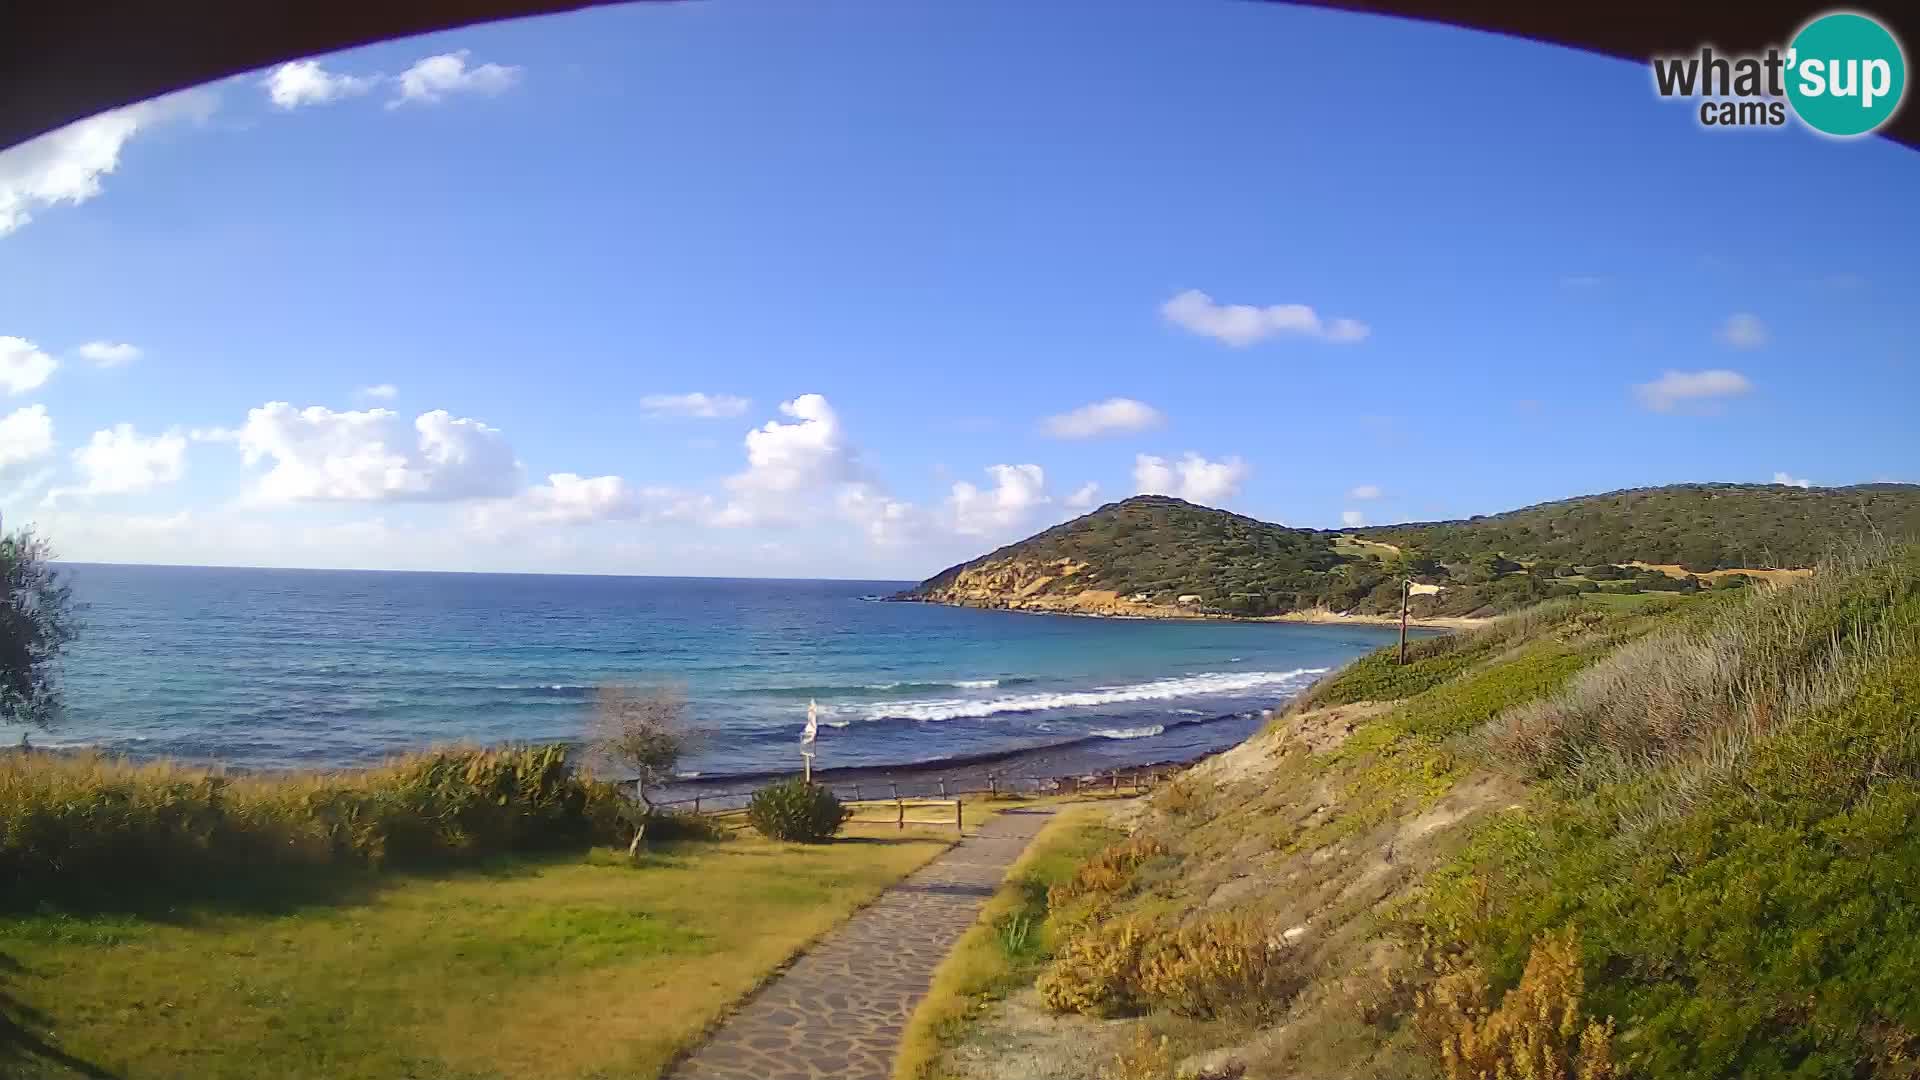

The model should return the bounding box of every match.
[35,564,1412,779]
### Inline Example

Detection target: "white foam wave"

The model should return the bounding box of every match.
[860,668,1328,724]
[1092,725,1165,740]
[952,679,1000,688]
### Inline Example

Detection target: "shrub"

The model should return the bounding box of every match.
[1100,1025,1176,1080]
[1038,916,1152,1016]
[1415,927,1617,1080]
[745,779,849,842]
[0,744,630,902]
[1047,834,1167,909]
[1136,910,1298,1021]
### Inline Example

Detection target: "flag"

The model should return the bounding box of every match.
[802,699,818,746]
[1408,581,1445,597]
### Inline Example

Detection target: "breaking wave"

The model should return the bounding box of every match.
[849,668,1328,724]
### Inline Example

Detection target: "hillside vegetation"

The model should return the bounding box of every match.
[915,541,1920,1080]
[901,484,1920,619]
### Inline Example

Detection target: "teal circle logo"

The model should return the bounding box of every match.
[1787,12,1907,136]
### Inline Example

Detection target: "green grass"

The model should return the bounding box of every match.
[0,810,1023,1080]
[892,806,1123,1080]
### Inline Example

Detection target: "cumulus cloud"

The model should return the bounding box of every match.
[1633,369,1754,413]
[0,88,215,236]
[46,424,187,502]
[390,51,521,108]
[472,473,716,530]
[1042,398,1163,439]
[1347,484,1383,500]
[263,60,377,109]
[642,392,750,419]
[1716,313,1769,349]
[1133,452,1249,504]
[1341,510,1367,527]
[357,383,398,400]
[1161,289,1370,347]
[0,405,55,468]
[76,341,141,367]
[1065,481,1101,510]
[717,394,863,524]
[1773,471,1812,489]
[948,464,1049,536]
[230,402,520,502]
[838,483,922,545]
[0,337,57,394]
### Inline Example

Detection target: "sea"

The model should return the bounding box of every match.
[28,564,1416,787]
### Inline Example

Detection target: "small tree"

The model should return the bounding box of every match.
[0,529,80,731]
[588,684,692,857]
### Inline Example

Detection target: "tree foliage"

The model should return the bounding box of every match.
[587,684,692,854]
[0,529,80,730]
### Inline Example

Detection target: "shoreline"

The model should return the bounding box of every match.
[890,595,1486,631]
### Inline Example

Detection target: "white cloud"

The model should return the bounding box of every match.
[1042,398,1164,439]
[263,60,376,109]
[1341,510,1367,527]
[1773,471,1812,489]
[1065,481,1101,510]
[838,483,922,546]
[357,383,398,400]
[718,394,862,524]
[948,464,1049,536]
[389,51,521,108]
[46,424,187,502]
[642,392,750,419]
[0,405,55,468]
[231,402,520,502]
[1161,289,1370,347]
[476,473,714,529]
[1633,369,1754,413]
[0,88,215,236]
[0,337,57,394]
[76,341,141,367]
[1716,313,1769,349]
[1347,484,1383,500]
[1133,452,1250,504]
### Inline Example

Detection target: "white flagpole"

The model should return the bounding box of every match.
[802,698,818,783]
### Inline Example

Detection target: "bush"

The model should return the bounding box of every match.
[1038,916,1152,1015]
[0,744,630,902]
[1136,911,1298,1021]
[1047,833,1166,910]
[1415,927,1617,1080]
[745,779,849,842]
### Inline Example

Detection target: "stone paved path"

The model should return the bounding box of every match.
[667,806,1060,1080]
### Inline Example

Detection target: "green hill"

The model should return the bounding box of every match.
[907,541,1920,1080]
[901,483,1920,619]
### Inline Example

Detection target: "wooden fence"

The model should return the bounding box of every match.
[651,765,1176,835]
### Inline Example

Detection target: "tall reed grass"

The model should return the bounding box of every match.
[0,743,632,901]
[1484,540,1920,820]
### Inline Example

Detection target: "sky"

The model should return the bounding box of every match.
[1,0,1916,580]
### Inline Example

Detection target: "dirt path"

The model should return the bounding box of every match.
[666,807,1059,1080]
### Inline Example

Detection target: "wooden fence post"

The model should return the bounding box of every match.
[955,798,963,833]
[896,798,905,830]
[693,795,701,814]
[1111,774,1119,793]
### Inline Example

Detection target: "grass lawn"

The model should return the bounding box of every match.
[1,806,1029,1080]
[893,804,1124,1080]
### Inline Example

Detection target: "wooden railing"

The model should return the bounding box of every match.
[650,765,1176,835]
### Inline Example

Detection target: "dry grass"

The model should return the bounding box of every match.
[1415,927,1617,1080]
[1483,541,1919,820]
[1624,560,1812,584]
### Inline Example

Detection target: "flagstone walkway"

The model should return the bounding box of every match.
[667,806,1061,1080]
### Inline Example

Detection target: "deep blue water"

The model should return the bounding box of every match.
[30,564,1412,778]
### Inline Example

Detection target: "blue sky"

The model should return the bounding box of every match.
[1,0,1915,579]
